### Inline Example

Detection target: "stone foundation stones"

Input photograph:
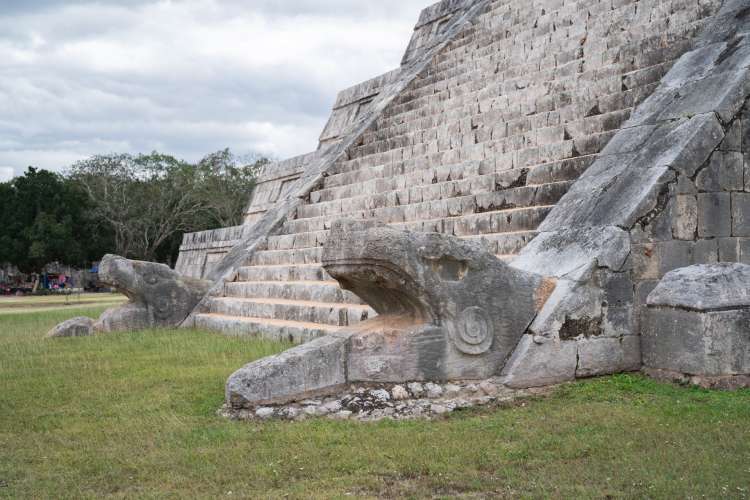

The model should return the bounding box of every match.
[642,264,750,387]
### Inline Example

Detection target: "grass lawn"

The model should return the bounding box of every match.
[0,293,126,315]
[1,300,749,498]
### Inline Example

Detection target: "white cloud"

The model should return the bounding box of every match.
[0,0,428,172]
[0,167,14,182]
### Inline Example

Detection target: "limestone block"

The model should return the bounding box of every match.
[46,317,95,338]
[694,238,720,264]
[657,240,694,277]
[226,332,352,408]
[672,194,698,240]
[643,264,750,378]
[731,192,750,236]
[501,336,578,389]
[695,152,744,192]
[698,192,731,237]
[576,337,641,378]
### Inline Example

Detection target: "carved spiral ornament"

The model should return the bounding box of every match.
[454,306,494,355]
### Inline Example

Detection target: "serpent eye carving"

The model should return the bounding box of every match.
[453,306,493,355]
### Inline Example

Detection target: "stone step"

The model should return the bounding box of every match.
[267,231,327,251]
[297,179,569,222]
[266,224,538,256]
[391,205,553,237]
[526,156,595,185]
[247,247,323,266]
[464,231,538,255]
[314,163,490,203]
[237,264,330,282]
[224,280,363,305]
[208,297,375,327]
[194,313,339,344]
[284,196,556,236]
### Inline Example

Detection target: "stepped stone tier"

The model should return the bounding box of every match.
[160,0,750,406]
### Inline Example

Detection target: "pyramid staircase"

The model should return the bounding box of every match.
[194,0,723,342]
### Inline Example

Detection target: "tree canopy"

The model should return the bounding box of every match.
[0,168,104,273]
[0,150,263,273]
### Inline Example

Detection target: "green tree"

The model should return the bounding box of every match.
[70,150,263,265]
[0,168,101,273]
[195,148,264,227]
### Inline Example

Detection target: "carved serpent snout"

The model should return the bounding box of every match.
[97,254,211,328]
[322,220,552,366]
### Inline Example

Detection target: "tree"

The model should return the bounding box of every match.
[69,150,263,264]
[195,148,264,228]
[0,168,100,273]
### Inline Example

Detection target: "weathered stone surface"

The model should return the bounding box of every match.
[643,264,750,380]
[539,115,723,231]
[643,307,750,377]
[501,336,578,389]
[647,263,750,311]
[220,378,555,422]
[577,337,641,378]
[94,254,211,332]
[512,226,630,279]
[45,317,95,338]
[47,254,211,336]
[323,220,549,381]
[180,0,728,353]
[184,0,494,328]
[698,192,732,238]
[226,332,352,408]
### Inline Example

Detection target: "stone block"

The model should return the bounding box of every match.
[698,192,732,238]
[658,240,694,277]
[598,271,634,308]
[672,194,698,240]
[642,308,750,377]
[225,332,351,408]
[501,336,578,389]
[719,237,741,262]
[631,243,659,280]
[601,306,635,338]
[720,119,742,152]
[732,192,750,236]
[576,337,641,378]
[693,238,719,264]
[696,152,744,192]
[643,264,750,378]
[46,317,95,338]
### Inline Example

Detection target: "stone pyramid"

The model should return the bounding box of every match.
[177,0,728,341]
[160,0,750,404]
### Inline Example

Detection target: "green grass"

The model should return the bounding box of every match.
[1,302,749,499]
[0,293,126,315]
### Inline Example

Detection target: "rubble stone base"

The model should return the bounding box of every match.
[220,378,556,422]
[643,368,750,390]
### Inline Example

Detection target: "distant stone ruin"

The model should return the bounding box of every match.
[53,0,750,417]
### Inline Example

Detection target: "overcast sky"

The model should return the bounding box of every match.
[0,0,430,182]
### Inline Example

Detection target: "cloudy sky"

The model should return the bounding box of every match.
[0,0,430,182]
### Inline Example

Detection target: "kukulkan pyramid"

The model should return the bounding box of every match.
[60,0,750,412]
